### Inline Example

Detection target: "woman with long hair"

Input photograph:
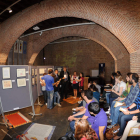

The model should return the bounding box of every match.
[71,71,79,98]
[76,72,84,91]
[75,119,98,140]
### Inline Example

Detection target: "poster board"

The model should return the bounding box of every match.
[30,66,38,103]
[0,65,31,112]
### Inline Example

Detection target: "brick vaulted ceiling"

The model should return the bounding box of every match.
[0,0,91,35]
[1,0,140,36]
[0,0,140,75]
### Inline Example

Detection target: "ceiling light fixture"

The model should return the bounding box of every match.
[7,7,12,13]
[33,26,40,30]
[0,0,21,15]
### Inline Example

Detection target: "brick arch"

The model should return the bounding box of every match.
[0,0,139,65]
[22,24,129,75]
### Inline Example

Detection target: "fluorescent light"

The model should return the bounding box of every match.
[33,26,40,30]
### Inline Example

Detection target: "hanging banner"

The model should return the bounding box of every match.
[14,40,19,53]
[23,41,27,54]
[19,40,23,53]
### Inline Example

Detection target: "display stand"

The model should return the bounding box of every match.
[35,67,43,107]
[28,66,42,119]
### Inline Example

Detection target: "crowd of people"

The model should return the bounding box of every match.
[103,72,140,140]
[40,68,140,140]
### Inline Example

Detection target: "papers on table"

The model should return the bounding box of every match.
[119,107,126,112]
[114,101,124,107]
[128,127,140,136]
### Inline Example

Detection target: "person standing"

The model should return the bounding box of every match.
[71,71,78,98]
[76,72,84,91]
[40,73,47,105]
[41,69,54,109]
[60,67,70,100]
[54,69,61,107]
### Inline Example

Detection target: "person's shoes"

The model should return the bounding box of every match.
[57,103,61,107]
[54,102,57,105]
[107,125,114,129]
[46,103,47,106]
[107,119,112,123]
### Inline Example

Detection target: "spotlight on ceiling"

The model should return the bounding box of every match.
[39,31,43,36]
[44,57,46,60]
[7,7,12,13]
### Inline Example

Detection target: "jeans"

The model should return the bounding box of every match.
[109,95,118,107]
[42,90,47,103]
[117,106,137,136]
[106,92,111,104]
[54,91,60,104]
[70,114,84,132]
[110,101,127,125]
[47,90,54,109]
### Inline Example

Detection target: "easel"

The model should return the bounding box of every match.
[28,66,42,119]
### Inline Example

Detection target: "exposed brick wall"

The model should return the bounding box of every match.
[21,24,130,78]
[1,0,139,78]
[0,0,140,65]
[34,37,115,82]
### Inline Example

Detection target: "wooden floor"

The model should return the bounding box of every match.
[0,95,107,140]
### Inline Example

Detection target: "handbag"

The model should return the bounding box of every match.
[111,92,119,98]
[105,124,120,139]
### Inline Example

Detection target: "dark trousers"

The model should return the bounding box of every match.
[61,81,68,99]
[42,90,47,103]
[117,106,137,136]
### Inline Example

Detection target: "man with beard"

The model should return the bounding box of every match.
[88,102,107,140]
[109,73,139,128]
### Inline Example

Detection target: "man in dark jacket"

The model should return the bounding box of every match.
[60,66,70,100]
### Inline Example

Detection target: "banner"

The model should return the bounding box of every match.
[14,40,19,53]
[19,40,23,53]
